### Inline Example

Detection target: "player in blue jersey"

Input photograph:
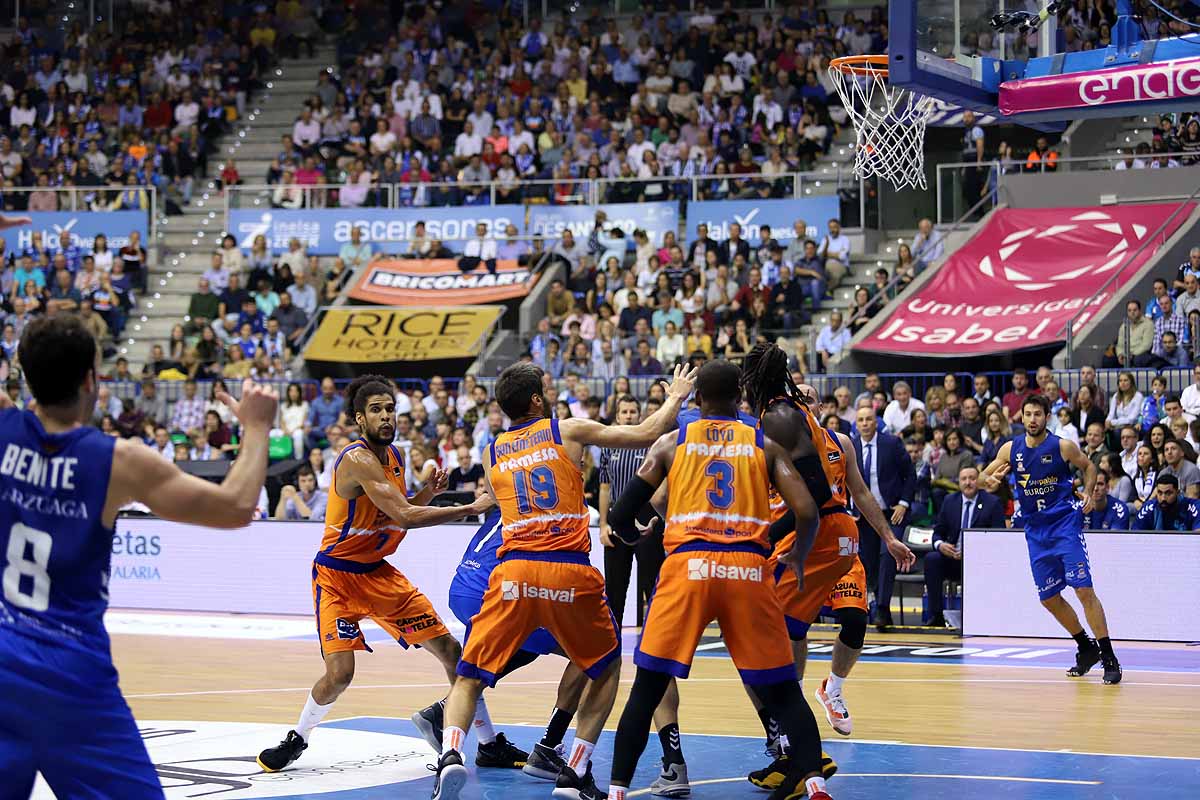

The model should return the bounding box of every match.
[1010,470,1131,531]
[980,394,1122,684]
[0,315,279,798]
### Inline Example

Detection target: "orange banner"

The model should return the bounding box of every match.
[349,259,534,306]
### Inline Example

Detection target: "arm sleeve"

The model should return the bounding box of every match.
[608,475,657,545]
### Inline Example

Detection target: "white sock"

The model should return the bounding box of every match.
[443,725,467,756]
[566,736,595,773]
[779,733,790,753]
[610,786,628,800]
[826,673,845,695]
[805,776,827,795]
[295,693,334,741]
[473,696,496,744]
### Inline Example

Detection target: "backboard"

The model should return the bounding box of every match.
[889,0,1200,128]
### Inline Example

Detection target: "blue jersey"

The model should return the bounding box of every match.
[0,408,116,656]
[451,506,503,598]
[1011,433,1077,525]
[1133,498,1200,531]
[1083,498,1132,531]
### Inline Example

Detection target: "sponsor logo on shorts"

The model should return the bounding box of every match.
[838,536,859,556]
[501,580,576,603]
[335,618,361,639]
[395,613,439,634]
[687,558,762,581]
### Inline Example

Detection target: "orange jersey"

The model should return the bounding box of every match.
[765,399,846,522]
[664,415,772,554]
[319,439,409,562]
[488,417,590,556]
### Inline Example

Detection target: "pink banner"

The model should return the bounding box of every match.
[855,204,1193,357]
[999,57,1200,116]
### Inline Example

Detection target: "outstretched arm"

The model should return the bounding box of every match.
[340,448,492,527]
[608,431,675,544]
[840,432,915,571]
[562,364,696,449]
[0,214,32,230]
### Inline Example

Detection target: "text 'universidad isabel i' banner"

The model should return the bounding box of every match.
[304,306,503,362]
[855,204,1193,356]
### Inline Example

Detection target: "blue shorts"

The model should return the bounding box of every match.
[448,589,560,657]
[0,630,162,800]
[1024,509,1093,601]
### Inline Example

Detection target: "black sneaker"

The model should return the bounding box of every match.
[747,752,837,790]
[256,729,307,772]
[1067,643,1101,677]
[411,700,445,753]
[551,761,606,800]
[1102,656,1123,685]
[523,741,566,781]
[430,749,468,800]
[475,732,529,768]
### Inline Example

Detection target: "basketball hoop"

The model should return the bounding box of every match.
[828,55,937,192]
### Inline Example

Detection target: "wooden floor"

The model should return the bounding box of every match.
[114,628,1200,760]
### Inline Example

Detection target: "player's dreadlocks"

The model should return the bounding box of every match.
[345,374,396,415]
[740,342,804,414]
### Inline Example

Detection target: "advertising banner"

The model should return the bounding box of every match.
[303,305,503,362]
[526,201,677,246]
[687,198,839,244]
[229,207,525,255]
[107,518,634,630]
[349,259,533,305]
[855,204,1193,356]
[1,211,148,251]
[1000,57,1200,117]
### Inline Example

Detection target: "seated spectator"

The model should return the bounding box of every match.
[150,425,174,461]
[1174,247,1200,295]
[188,278,220,332]
[931,429,975,510]
[815,311,851,371]
[628,338,663,376]
[169,379,206,434]
[306,377,344,450]
[1112,300,1154,367]
[1133,474,1200,531]
[188,428,217,461]
[910,217,945,272]
[276,464,328,521]
[1160,439,1200,499]
[448,445,485,492]
[817,218,851,291]
[925,465,1004,626]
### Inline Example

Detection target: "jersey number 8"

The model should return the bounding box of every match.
[514,466,559,514]
[3,523,53,612]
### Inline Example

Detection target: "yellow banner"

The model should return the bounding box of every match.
[304,306,503,362]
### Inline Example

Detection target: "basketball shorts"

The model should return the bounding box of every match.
[824,556,869,615]
[1024,508,1092,600]
[457,552,619,687]
[312,554,449,655]
[636,543,795,686]
[771,510,860,640]
[449,575,560,657]
[0,630,163,800]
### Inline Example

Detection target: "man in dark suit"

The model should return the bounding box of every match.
[925,465,1005,627]
[852,405,917,630]
[719,221,751,266]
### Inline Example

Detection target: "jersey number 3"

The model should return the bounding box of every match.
[514,466,559,514]
[3,523,53,612]
[706,460,735,509]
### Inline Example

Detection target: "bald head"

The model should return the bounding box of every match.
[797,383,819,412]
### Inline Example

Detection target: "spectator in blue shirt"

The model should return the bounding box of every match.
[274,465,328,521]
[1082,472,1132,530]
[306,377,345,450]
[1134,474,1200,531]
[49,231,81,273]
[12,254,44,293]
[236,297,266,335]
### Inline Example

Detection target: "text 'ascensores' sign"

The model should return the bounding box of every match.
[856,204,1193,356]
[304,306,502,362]
[350,259,532,305]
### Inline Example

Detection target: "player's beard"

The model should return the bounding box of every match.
[364,420,394,446]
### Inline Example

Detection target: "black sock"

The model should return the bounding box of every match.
[756,707,781,754]
[658,723,685,766]
[1071,630,1094,651]
[1097,636,1116,659]
[612,668,672,787]
[541,707,573,748]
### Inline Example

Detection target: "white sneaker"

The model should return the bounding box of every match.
[650,761,691,797]
[814,678,852,736]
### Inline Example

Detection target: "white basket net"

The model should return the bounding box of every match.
[828,59,936,191]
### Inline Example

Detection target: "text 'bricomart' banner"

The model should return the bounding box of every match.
[855,204,1193,356]
[230,208,524,255]
[4,211,148,251]
[304,306,503,362]
[350,259,533,305]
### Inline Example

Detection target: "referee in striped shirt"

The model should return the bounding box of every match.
[598,393,666,627]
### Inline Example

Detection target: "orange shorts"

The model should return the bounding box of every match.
[826,556,869,613]
[636,544,795,686]
[457,552,619,688]
[312,557,449,655]
[771,511,859,640]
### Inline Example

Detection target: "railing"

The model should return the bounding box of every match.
[935,153,1200,223]
[222,168,850,214]
[1063,183,1200,368]
[0,184,159,243]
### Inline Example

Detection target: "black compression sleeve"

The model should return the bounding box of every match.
[792,453,833,509]
[609,475,657,545]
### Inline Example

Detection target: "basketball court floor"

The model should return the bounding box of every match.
[32,611,1200,799]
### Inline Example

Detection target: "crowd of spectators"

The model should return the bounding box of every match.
[1106,247,1200,369]
[261,1,894,208]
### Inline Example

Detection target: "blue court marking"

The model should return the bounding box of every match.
[254,717,1199,799]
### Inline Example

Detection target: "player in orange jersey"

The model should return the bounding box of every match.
[256,375,501,773]
[605,359,834,800]
[430,362,697,800]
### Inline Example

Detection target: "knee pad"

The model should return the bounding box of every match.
[837,607,868,649]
